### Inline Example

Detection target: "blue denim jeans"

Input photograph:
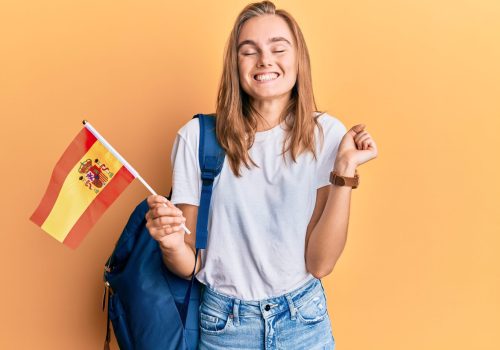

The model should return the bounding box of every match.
[198,277,335,349]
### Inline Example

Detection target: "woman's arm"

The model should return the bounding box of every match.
[305,159,356,279]
[160,203,202,280]
[305,122,377,278]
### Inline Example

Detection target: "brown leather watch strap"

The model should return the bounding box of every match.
[330,169,359,189]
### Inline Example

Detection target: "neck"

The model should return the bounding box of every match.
[250,93,291,131]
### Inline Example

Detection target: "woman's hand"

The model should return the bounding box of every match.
[145,195,187,252]
[336,124,378,167]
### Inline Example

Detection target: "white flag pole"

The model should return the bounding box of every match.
[82,120,191,234]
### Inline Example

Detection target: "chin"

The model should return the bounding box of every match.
[254,92,292,101]
[246,87,293,100]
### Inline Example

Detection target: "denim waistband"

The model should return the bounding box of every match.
[200,277,324,323]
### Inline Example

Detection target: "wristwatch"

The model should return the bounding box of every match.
[329,169,359,189]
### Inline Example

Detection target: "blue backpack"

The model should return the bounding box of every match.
[102,114,225,350]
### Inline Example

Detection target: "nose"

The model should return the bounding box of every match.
[256,51,272,68]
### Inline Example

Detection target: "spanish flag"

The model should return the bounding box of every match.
[30,121,137,249]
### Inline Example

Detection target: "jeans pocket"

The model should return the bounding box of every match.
[296,289,329,325]
[199,304,232,335]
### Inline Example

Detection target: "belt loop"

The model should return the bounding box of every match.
[232,299,241,326]
[285,295,297,321]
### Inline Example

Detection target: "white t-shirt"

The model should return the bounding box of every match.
[170,112,347,301]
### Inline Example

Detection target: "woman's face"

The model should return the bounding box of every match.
[237,15,297,103]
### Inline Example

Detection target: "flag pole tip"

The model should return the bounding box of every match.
[82,120,87,125]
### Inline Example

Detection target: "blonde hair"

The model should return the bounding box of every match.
[215,0,325,176]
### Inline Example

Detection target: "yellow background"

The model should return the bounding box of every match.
[1,0,498,349]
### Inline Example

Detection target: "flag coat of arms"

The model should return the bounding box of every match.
[30,122,136,249]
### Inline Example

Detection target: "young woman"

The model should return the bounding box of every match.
[146,1,377,349]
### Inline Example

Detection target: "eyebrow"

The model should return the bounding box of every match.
[237,36,292,51]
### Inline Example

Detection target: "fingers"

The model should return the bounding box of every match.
[353,130,374,150]
[147,194,168,208]
[146,205,184,224]
[350,124,365,133]
[147,222,186,240]
[151,214,186,228]
[147,195,183,214]
[146,195,181,216]
[353,130,368,142]
[145,194,186,241]
[146,214,186,238]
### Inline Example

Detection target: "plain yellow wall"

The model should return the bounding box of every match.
[1,0,499,349]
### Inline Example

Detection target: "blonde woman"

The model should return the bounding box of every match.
[146,1,377,348]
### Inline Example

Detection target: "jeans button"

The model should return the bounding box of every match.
[265,304,271,311]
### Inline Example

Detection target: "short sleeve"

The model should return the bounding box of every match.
[315,117,348,189]
[170,121,202,206]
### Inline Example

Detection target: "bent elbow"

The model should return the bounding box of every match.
[310,270,330,280]
[308,265,334,280]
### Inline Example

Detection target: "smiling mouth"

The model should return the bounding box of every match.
[253,73,280,81]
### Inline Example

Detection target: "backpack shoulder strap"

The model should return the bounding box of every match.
[179,114,225,325]
[192,113,225,249]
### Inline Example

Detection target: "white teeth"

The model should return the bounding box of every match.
[255,73,279,81]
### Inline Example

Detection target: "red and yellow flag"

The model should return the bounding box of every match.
[30,124,136,249]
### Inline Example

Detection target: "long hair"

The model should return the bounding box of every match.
[216,0,325,176]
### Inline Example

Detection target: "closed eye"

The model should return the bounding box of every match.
[241,50,285,56]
